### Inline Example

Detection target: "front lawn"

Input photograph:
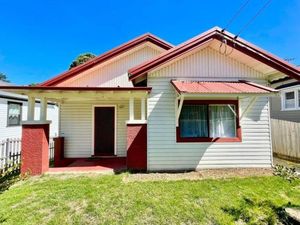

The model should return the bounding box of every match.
[0,173,299,225]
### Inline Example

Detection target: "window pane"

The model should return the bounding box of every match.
[8,103,21,126]
[209,105,236,138]
[179,105,208,137]
[285,91,295,109]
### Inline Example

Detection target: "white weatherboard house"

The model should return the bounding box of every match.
[0,80,58,141]
[1,27,299,174]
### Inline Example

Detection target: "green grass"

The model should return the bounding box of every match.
[0,174,299,225]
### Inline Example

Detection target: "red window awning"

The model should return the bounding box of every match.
[171,80,277,94]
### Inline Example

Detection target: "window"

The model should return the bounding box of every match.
[281,87,300,111]
[177,100,241,142]
[284,91,295,109]
[7,102,22,126]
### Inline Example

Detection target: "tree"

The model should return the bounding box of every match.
[29,83,39,86]
[69,53,96,70]
[0,72,10,82]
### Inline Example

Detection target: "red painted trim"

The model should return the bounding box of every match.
[176,100,242,143]
[0,86,152,92]
[129,28,300,81]
[40,33,173,87]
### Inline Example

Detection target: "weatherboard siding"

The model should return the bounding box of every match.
[146,45,273,170]
[0,97,58,140]
[150,47,264,79]
[147,77,272,170]
[58,46,161,87]
[60,99,141,158]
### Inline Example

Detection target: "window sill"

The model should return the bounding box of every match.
[176,127,242,143]
[7,125,21,127]
[281,108,300,111]
[176,137,242,143]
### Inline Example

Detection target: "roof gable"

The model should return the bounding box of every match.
[41,33,173,87]
[128,27,300,81]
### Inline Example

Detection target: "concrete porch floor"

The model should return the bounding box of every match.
[48,157,127,173]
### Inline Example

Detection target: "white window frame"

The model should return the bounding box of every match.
[281,85,300,111]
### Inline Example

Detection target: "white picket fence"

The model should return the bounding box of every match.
[0,138,21,174]
[0,138,55,175]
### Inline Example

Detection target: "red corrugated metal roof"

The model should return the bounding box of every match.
[171,80,277,94]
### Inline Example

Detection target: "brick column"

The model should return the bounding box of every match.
[127,124,147,170]
[21,123,50,175]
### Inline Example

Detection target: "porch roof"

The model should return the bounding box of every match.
[0,86,152,102]
[0,86,151,94]
[171,80,277,95]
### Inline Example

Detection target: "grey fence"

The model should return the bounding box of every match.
[271,119,300,161]
[0,138,55,176]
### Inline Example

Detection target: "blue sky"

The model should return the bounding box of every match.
[0,0,299,85]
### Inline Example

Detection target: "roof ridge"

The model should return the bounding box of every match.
[128,27,300,81]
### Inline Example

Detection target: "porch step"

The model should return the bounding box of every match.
[90,155,119,159]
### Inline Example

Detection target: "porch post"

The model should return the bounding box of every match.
[141,97,146,121]
[129,97,134,121]
[21,123,50,175]
[27,96,35,121]
[40,97,47,121]
[21,94,51,176]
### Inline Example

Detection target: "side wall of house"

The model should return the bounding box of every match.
[0,96,59,140]
[59,99,141,158]
[270,81,300,122]
[58,46,161,87]
[147,47,272,170]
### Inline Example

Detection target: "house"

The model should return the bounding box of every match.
[0,27,299,175]
[0,80,59,141]
[269,75,300,161]
[270,76,300,122]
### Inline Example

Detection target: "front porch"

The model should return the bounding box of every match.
[1,86,150,175]
[48,157,127,173]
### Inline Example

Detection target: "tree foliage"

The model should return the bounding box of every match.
[69,53,96,70]
[0,72,10,82]
[29,83,39,86]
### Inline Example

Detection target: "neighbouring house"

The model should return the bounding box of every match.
[0,27,299,175]
[0,80,59,141]
[270,77,300,122]
[269,75,300,161]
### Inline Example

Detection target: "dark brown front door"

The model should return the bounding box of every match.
[94,107,115,156]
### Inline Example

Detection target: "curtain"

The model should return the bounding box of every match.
[179,105,208,137]
[209,105,236,138]
[8,103,21,125]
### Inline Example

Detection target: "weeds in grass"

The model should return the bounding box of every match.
[0,164,22,194]
[222,197,299,225]
[273,165,298,182]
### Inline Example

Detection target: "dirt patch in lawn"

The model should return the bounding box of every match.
[123,168,273,183]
